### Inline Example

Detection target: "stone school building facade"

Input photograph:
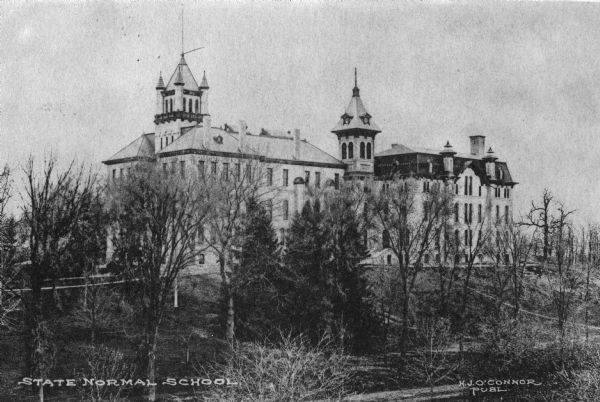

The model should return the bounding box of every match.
[103,54,516,273]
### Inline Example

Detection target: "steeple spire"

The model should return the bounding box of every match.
[352,67,360,97]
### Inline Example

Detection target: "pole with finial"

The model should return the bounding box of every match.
[181,5,184,56]
[354,67,357,88]
[352,67,360,97]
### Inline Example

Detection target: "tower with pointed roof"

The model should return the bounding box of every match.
[154,54,210,152]
[331,69,381,180]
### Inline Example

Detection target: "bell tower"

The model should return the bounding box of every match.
[154,54,210,151]
[331,69,381,180]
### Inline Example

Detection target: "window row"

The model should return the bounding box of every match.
[341,141,372,160]
[493,186,511,198]
[163,97,200,114]
[160,134,176,150]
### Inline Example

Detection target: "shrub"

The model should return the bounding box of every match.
[76,345,135,402]
[197,333,352,401]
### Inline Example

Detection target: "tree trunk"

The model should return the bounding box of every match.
[219,254,235,345]
[147,325,159,401]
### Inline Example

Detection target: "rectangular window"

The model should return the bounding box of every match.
[223,163,229,181]
[505,206,509,224]
[464,203,468,224]
[315,172,321,188]
[455,203,459,223]
[235,163,241,180]
[198,161,205,177]
[283,169,289,186]
[506,188,510,198]
[478,204,482,223]
[211,161,217,175]
[267,200,273,220]
[464,177,468,195]
[455,184,458,195]
[267,168,273,186]
[496,205,500,223]
[112,169,116,179]
[171,161,176,173]
[334,173,340,189]
[160,138,163,149]
[479,186,482,197]
[305,171,310,185]
[163,163,167,173]
[283,200,289,220]
[246,163,252,180]
[180,161,185,177]
[127,167,131,176]
[469,177,473,195]
[469,203,473,224]
[120,168,123,177]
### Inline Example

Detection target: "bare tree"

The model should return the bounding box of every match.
[406,317,458,398]
[370,177,453,367]
[20,156,98,401]
[545,203,579,345]
[0,165,20,330]
[521,188,554,262]
[109,165,210,401]
[203,158,273,345]
[583,225,600,344]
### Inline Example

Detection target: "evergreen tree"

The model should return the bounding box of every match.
[285,187,379,351]
[231,197,290,340]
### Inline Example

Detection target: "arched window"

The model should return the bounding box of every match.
[169,99,173,112]
[360,142,365,158]
[387,255,392,265]
[189,99,192,113]
[382,229,390,248]
[164,100,167,113]
[195,99,199,113]
[342,143,347,159]
[367,142,372,159]
[198,254,205,264]
[348,142,354,159]
[183,98,186,112]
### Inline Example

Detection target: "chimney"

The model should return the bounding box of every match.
[469,135,486,157]
[294,129,301,159]
[202,116,212,148]
[239,120,247,151]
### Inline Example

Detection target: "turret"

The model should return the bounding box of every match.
[331,69,381,180]
[440,140,456,177]
[200,70,209,116]
[155,72,165,115]
[483,147,498,180]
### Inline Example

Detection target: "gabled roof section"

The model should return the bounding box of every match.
[158,125,344,168]
[103,133,155,165]
[165,55,199,91]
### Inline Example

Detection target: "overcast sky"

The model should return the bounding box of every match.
[2,1,600,223]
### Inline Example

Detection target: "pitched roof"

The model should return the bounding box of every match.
[200,71,209,89]
[158,125,344,167]
[331,86,381,133]
[376,143,492,160]
[165,55,199,91]
[374,142,516,185]
[103,133,155,164]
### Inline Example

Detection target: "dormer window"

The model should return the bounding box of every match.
[341,113,352,125]
[360,113,371,125]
